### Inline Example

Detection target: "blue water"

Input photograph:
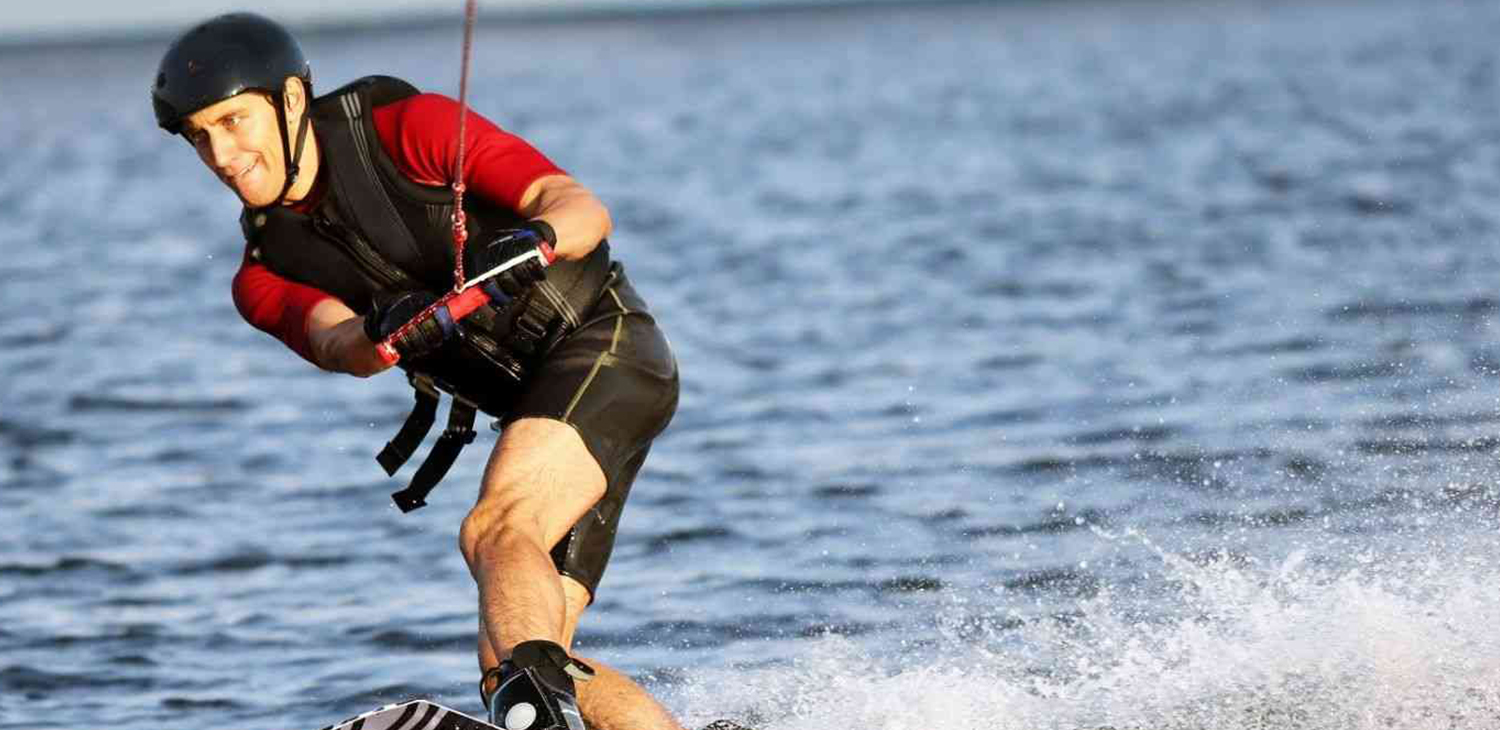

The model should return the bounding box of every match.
[5,1,1500,728]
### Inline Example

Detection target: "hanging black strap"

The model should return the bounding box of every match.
[377,376,441,476]
[390,395,477,513]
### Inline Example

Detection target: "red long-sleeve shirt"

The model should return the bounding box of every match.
[231,93,564,363]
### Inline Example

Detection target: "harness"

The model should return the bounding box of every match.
[241,75,611,511]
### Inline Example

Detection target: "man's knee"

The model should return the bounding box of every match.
[458,486,604,567]
[459,494,549,565]
[460,419,607,566]
[459,502,521,567]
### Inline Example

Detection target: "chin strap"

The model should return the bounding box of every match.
[269,89,313,208]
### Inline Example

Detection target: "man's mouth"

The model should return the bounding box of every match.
[227,160,258,184]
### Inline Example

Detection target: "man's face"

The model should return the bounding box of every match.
[181,92,287,208]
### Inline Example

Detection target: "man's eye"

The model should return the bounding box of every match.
[224,115,241,129]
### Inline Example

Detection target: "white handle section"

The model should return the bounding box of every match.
[459,248,549,292]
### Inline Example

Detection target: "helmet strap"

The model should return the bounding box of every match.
[267,88,313,208]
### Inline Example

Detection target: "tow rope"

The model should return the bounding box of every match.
[378,0,488,513]
[450,0,479,287]
[380,0,483,363]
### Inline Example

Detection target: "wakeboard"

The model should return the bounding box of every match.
[317,700,754,730]
[320,700,493,730]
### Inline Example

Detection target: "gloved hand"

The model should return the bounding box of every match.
[464,220,557,303]
[363,290,455,361]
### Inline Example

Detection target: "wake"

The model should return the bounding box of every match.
[671,521,1500,730]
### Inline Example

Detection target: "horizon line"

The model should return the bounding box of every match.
[0,0,1001,51]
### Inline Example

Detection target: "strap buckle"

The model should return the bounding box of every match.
[505,293,557,358]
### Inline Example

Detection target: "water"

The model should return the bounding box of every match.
[4,1,1500,728]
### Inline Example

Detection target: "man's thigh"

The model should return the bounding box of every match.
[497,275,680,598]
[474,417,606,549]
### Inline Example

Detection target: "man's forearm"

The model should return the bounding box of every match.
[517,175,612,261]
[307,299,396,377]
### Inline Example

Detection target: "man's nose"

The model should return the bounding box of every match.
[207,131,239,172]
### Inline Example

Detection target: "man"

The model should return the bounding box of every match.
[152,13,683,730]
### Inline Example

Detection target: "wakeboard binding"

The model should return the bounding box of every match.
[485,640,594,730]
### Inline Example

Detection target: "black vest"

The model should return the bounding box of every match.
[241,75,612,416]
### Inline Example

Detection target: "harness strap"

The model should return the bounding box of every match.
[390,393,478,513]
[377,375,441,476]
[509,289,565,359]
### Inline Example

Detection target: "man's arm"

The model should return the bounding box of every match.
[371,95,612,261]
[288,95,611,374]
[306,298,394,377]
[515,173,612,262]
[234,257,393,377]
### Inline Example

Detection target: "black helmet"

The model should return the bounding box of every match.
[152,12,312,134]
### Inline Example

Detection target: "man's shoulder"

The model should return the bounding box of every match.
[317,75,423,109]
[370,92,466,150]
[373,91,458,120]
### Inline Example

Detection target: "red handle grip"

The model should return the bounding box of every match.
[444,285,491,322]
[378,245,552,366]
[377,287,491,367]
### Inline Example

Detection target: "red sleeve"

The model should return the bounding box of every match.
[232,253,335,365]
[373,93,565,211]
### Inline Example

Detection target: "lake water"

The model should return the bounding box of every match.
[4,1,1500,728]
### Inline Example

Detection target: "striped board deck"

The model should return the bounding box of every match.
[318,700,755,730]
[321,700,496,730]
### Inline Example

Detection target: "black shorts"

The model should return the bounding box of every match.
[500,265,678,599]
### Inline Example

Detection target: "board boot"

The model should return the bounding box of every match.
[483,640,594,730]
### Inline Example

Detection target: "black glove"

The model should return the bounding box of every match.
[464,220,557,303]
[364,290,455,361]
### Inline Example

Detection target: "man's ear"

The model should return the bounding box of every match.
[282,76,307,117]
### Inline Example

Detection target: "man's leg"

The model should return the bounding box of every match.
[462,417,683,730]
[480,577,685,730]
[461,417,599,652]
